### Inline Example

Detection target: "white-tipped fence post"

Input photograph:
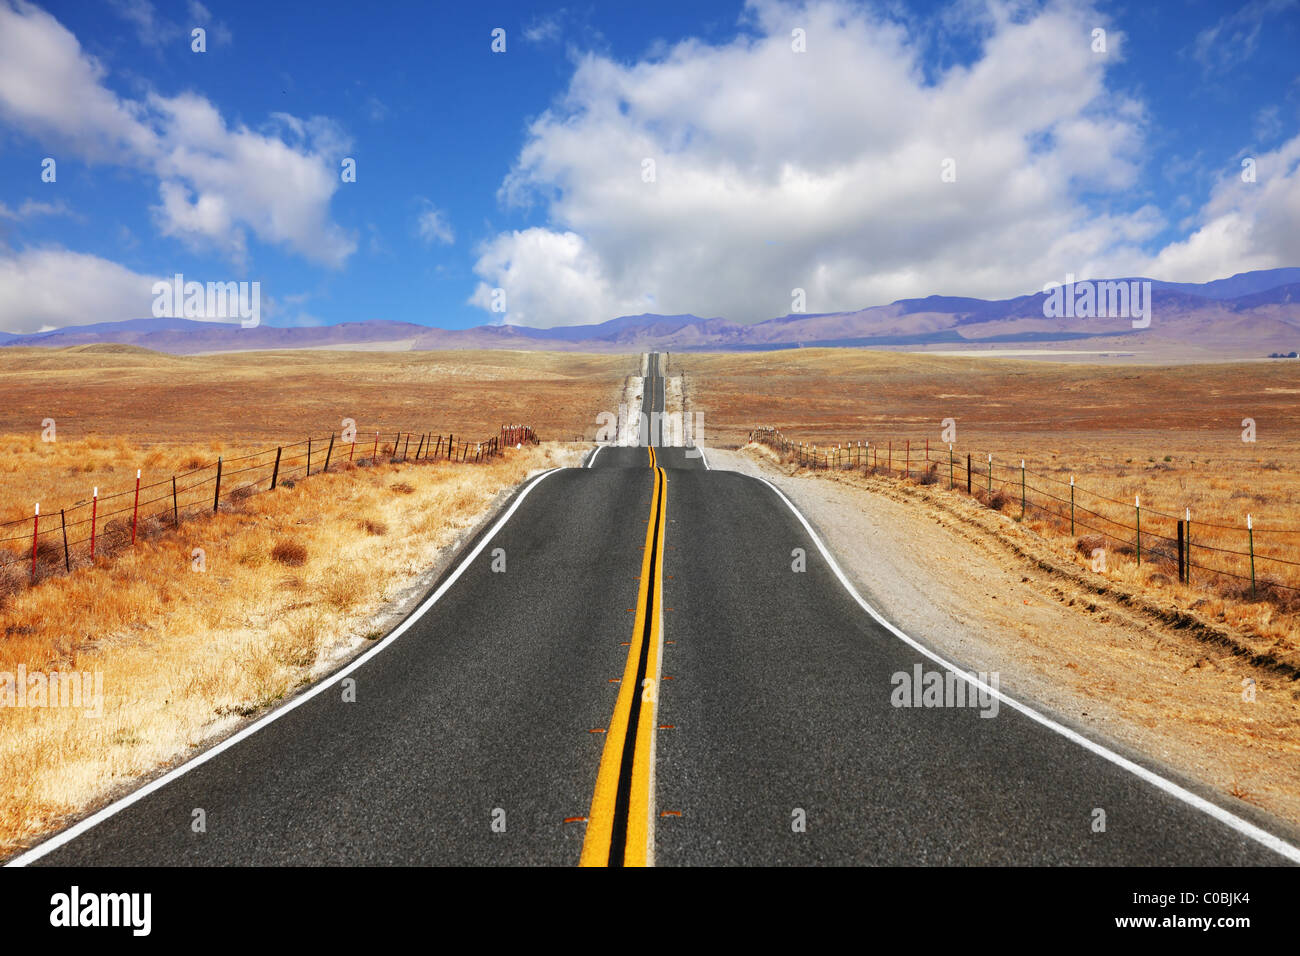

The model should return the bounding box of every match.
[1135,494,1141,566]
[131,469,141,545]
[1248,512,1255,599]
[1070,475,1075,535]
[31,503,39,583]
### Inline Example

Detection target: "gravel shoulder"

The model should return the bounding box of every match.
[708,444,1300,840]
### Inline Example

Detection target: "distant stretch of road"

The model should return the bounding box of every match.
[12,353,1298,866]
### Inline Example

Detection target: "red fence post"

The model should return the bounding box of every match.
[131,468,141,545]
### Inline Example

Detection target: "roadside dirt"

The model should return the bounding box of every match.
[709,443,1300,838]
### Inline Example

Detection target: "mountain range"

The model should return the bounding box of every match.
[4,268,1300,360]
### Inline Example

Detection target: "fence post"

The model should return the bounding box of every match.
[987,454,992,495]
[1135,495,1141,566]
[324,433,335,473]
[393,432,400,461]
[173,475,179,526]
[272,447,281,489]
[926,437,929,463]
[1020,460,1026,519]
[307,438,312,476]
[350,437,355,463]
[61,508,69,572]
[415,434,425,460]
[1185,508,1192,587]
[373,432,379,464]
[966,453,972,494]
[1070,475,1075,535]
[131,469,141,545]
[448,433,453,461]
[948,444,954,489]
[1177,519,1185,584]
[91,487,98,560]
[213,457,222,512]
[403,434,410,461]
[1242,512,1253,600]
[31,503,39,583]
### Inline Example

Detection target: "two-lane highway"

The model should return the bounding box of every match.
[12,353,1298,866]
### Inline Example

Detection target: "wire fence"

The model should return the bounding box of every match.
[0,423,539,591]
[750,425,1300,609]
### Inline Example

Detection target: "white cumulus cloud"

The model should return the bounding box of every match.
[0,248,160,334]
[472,0,1168,326]
[1148,134,1300,280]
[0,0,352,269]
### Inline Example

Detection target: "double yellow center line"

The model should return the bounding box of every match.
[580,446,666,866]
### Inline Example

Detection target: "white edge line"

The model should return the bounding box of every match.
[587,444,605,468]
[752,474,1300,865]
[7,467,563,867]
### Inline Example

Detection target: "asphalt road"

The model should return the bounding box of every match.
[14,353,1298,866]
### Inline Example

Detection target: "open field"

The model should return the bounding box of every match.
[0,344,630,445]
[676,350,1300,589]
[674,347,1300,679]
[0,346,629,857]
[673,348,1300,456]
[0,346,630,531]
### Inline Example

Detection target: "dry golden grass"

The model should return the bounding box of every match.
[0,442,581,857]
[675,348,1300,662]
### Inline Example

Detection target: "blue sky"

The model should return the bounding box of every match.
[0,0,1297,333]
